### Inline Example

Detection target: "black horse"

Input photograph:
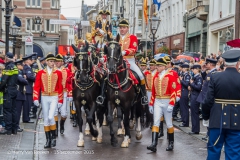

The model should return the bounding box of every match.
[104,34,144,147]
[72,42,103,146]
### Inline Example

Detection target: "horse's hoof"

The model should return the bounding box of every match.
[122,129,125,135]
[136,132,142,140]
[85,130,90,135]
[128,138,131,143]
[92,137,97,141]
[77,140,84,147]
[97,138,102,143]
[121,141,129,148]
[117,128,123,136]
[102,120,107,126]
[129,120,134,129]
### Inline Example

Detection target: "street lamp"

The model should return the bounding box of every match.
[78,23,82,39]
[10,25,20,56]
[150,13,161,56]
[0,0,17,53]
[33,16,45,37]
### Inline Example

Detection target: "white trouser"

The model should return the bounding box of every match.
[41,96,58,126]
[147,91,152,101]
[153,99,173,128]
[126,58,144,80]
[55,92,67,118]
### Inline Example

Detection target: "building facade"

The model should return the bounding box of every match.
[155,0,186,54]
[12,0,60,57]
[208,0,235,54]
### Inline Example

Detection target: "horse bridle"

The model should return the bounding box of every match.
[76,51,91,73]
[107,41,122,71]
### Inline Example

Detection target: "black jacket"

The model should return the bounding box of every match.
[16,70,28,100]
[23,64,35,94]
[202,68,240,130]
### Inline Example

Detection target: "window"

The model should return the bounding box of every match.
[51,0,59,9]
[45,19,55,32]
[26,19,31,31]
[138,10,142,19]
[26,18,41,32]
[26,0,41,7]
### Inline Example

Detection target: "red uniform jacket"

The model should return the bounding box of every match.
[33,68,63,103]
[149,70,178,106]
[144,70,157,91]
[60,66,72,97]
[119,33,138,59]
[169,69,181,98]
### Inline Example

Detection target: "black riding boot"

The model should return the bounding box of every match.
[158,121,164,138]
[72,114,77,127]
[51,130,56,147]
[60,119,65,134]
[147,132,158,152]
[166,132,174,151]
[140,84,148,105]
[96,79,106,105]
[44,131,51,148]
[55,121,58,137]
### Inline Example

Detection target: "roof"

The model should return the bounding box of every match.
[60,14,69,26]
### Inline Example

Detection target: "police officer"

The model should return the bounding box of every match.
[179,63,190,127]
[15,59,28,132]
[0,52,19,135]
[39,57,46,69]
[22,54,35,123]
[188,64,203,134]
[202,49,240,160]
[30,53,39,118]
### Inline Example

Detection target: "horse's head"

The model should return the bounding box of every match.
[72,41,91,83]
[88,41,99,64]
[104,34,121,73]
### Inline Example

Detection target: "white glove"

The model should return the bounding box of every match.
[99,29,105,35]
[176,97,180,102]
[99,58,105,63]
[167,105,174,113]
[203,119,209,127]
[122,51,126,56]
[34,100,39,107]
[58,103,63,109]
[149,106,154,114]
[67,97,73,102]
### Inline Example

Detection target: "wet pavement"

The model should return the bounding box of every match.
[33,113,225,160]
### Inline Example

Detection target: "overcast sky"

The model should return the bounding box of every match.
[61,0,99,18]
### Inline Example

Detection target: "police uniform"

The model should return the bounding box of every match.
[15,59,28,132]
[147,58,178,152]
[33,53,63,148]
[0,52,19,135]
[202,49,240,160]
[179,64,191,127]
[39,57,46,69]
[54,54,72,135]
[22,54,35,123]
[189,64,203,134]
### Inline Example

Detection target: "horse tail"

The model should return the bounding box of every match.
[89,121,98,137]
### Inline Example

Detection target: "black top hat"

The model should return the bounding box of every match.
[99,10,111,15]
[156,57,167,66]
[119,19,129,27]
[22,54,33,60]
[6,52,14,59]
[46,53,56,61]
[14,59,23,65]
[221,49,240,63]
[55,54,63,61]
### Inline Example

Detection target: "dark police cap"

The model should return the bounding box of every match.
[221,49,240,63]
[6,52,14,59]
[14,59,23,65]
[22,54,33,60]
[206,58,217,64]
[192,64,201,69]
[181,63,189,68]
[39,57,46,62]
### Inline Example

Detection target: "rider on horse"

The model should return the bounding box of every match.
[96,19,148,105]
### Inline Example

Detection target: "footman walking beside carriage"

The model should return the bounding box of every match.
[33,53,63,148]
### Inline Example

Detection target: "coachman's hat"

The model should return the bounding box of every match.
[99,10,111,15]
[46,53,56,61]
[119,19,129,27]
[139,57,147,66]
[55,54,63,61]
[149,59,157,65]
[156,57,167,66]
